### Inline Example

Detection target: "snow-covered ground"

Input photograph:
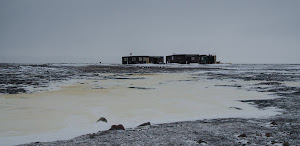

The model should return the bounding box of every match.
[0,73,282,146]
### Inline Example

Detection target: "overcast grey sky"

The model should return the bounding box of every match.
[0,0,299,64]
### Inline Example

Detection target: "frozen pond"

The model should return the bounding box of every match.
[0,73,281,145]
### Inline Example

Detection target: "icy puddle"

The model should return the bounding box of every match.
[0,73,281,145]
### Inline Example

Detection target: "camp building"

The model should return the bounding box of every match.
[166,54,216,64]
[122,56,164,64]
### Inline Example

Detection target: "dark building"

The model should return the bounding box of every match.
[122,56,164,64]
[199,55,208,64]
[199,55,216,64]
[167,54,216,64]
[207,55,217,64]
[166,54,200,64]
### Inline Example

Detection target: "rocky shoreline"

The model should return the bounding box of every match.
[0,63,221,95]
[1,64,299,145]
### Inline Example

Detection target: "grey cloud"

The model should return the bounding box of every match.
[0,0,299,63]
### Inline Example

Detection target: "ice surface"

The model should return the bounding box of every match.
[0,73,282,145]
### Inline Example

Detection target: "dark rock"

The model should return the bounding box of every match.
[256,132,262,137]
[115,77,131,79]
[128,87,155,90]
[271,140,277,144]
[229,107,242,110]
[96,117,107,123]
[271,121,277,125]
[265,133,272,137]
[196,139,207,144]
[238,134,247,138]
[138,122,151,127]
[109,124,125,130]
[89,134,95,139]
[282,142,290,146]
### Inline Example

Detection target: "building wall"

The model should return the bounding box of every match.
[166,55,200,64]
[199,55,207,64]
[166,54,216,64]
[207,55,216,64]
[199,55,216,64]
[122,56,163,64]
[123,55,215,64]
[149,57,164,64]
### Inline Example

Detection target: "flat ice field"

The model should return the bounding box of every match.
[0,73,281,145]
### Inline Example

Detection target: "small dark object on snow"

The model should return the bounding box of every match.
[89,134,95,139]
[265,133,272,137]
[256,132,262,137]
[229,107,242,110]
[271,140,277,144]
[138,122,151,127]
[97,117,107,123]
[196,139,207,144]
[128,87,154,90]
[238,133,247,138]
[109,124,125,130]
[271,121,277,125]
[282,142,290,146]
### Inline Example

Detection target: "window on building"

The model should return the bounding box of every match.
[132,57,136,61]
[124,58,128,61]
[172,56,174,60]
[139,57,142,61]
[143,57,146,61]
[191,57,195,60]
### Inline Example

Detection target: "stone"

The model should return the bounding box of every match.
[196,139,207,144]
[89,134,95,139]
[109,124,125,130]
[97,117,107,123]
[229,107,242,110]
[128,87,155,90]
[271,121,277,125]
[282,142,290,146]
[265,133,272,137]
[238,134,247,138]
[256,132,262,137]
[271,140,277,144]
[138,122,151,127]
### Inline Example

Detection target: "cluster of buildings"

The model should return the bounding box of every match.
[122,54,217,64]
